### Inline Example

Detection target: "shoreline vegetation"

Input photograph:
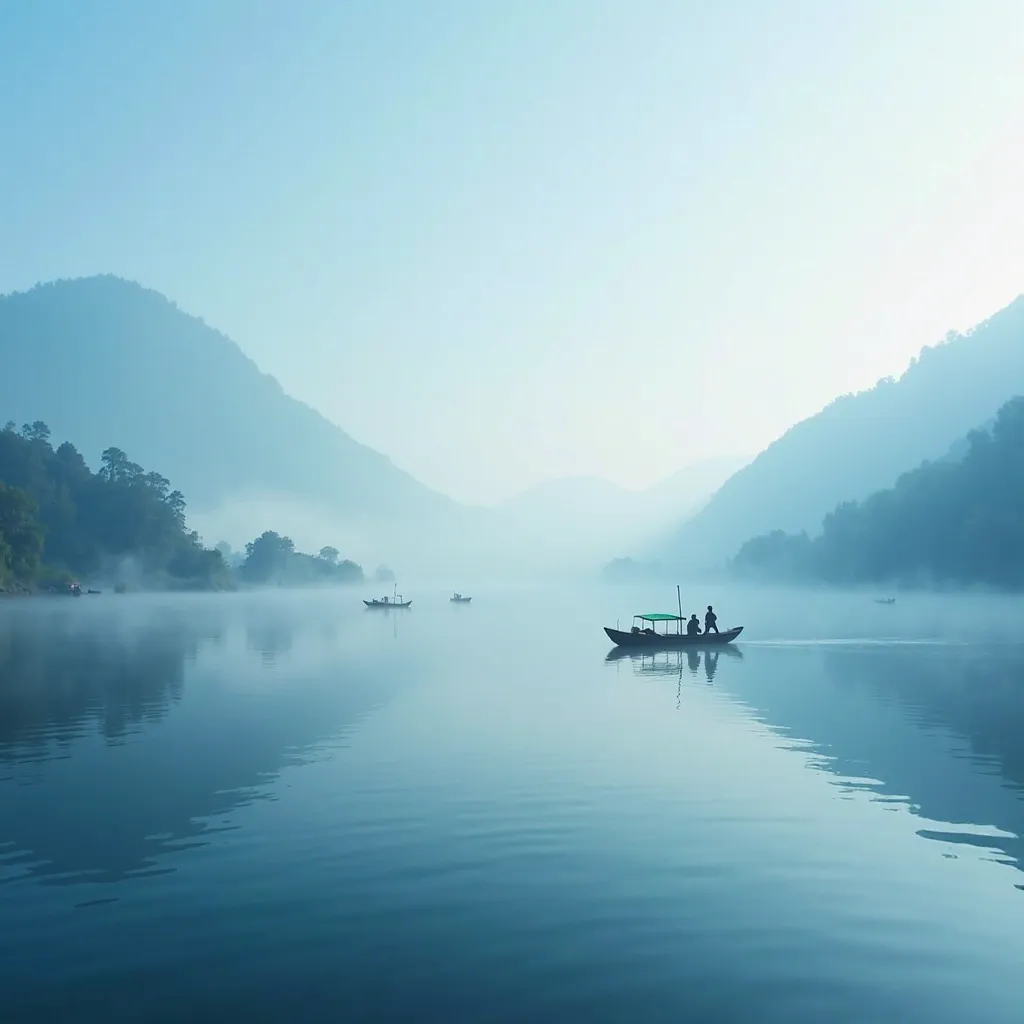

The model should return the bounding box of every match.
[731,396,1024,590]
[0,421,373,596]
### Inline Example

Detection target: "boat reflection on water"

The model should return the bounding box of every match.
[605,645,743,669]
[606,644,743,683]
[606,645,744,709]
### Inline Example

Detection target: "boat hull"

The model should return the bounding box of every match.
[603,625,743,648]
[450,598,472,603]
[364,600,412,609]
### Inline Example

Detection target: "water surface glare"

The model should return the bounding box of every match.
[2,586,1024,1022]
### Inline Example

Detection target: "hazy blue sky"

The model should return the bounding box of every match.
[2,0,1023,503]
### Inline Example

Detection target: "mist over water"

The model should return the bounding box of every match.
[2,586,1024,1021]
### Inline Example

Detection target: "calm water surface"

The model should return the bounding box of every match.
[2,585,1024,1022]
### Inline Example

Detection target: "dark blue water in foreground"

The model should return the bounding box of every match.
[2,586,1024,1022]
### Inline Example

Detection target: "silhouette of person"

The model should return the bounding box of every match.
[686,614,702,636]
[704,605,719,634]
[704,650,719,682]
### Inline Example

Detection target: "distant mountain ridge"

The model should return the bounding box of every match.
[498,456,745,520]
[0,275,731,578]
[666,295,1024,568]
[0,276,456,524]
[732,396,1024,588]
[494,456,748,571]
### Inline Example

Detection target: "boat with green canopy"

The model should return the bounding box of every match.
[603,587,743,648]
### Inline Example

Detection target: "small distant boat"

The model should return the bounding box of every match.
[874,597,896,605]
[364,584,411,609]
[87,589,102,595]
[604,585,743,649]
[450,593,472,603]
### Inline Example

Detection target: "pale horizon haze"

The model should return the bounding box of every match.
[2,0,1024,504]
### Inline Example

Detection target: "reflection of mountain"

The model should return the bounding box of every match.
[0,602,397,885]
[245,619,295,666]
[716,645,1024,882]
[0,608,200,754]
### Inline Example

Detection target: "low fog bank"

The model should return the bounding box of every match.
[187,493,595,584]
[187,457,747,586]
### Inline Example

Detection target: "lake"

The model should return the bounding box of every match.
[2,585,1024,1022]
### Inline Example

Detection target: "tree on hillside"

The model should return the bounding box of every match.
[240,532,363,586]
[241,531,295,583]
[333,559,364,583]
[0,275,453,551]
[20,421,51,444]
[733,396,1024,588]
[0,483,46,581]
[99,447,142,484]
[668,297,1024,568]
[0,423,229,588]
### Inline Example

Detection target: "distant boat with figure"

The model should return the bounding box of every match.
[364,584,411,609]
[604,586,743,649]
[874,597,896,605]
[450,593,472,603]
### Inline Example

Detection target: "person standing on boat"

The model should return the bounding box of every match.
[686,614,702,636]
[704,605,719,634]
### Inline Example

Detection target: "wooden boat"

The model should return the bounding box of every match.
[604,585,742,648]
[604,620,743,648]
[364,584,411,609]
[450,593,472,603]
[874,597,896,605]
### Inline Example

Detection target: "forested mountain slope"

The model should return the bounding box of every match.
[666,296,1024,567]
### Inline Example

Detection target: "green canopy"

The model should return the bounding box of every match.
[637,613,683,622]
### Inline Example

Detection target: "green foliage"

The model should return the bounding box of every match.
[671,299,1024,567]
[1,414,367,593]
[0,482,46,582]
[0,276,452,528]
[0,420,227,589]
[733,397,1024,588]
[240,531,363,587]
[241,531,295,583]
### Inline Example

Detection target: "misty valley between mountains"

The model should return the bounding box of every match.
[11,5,1024,1019]
[3,277,1024,594]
